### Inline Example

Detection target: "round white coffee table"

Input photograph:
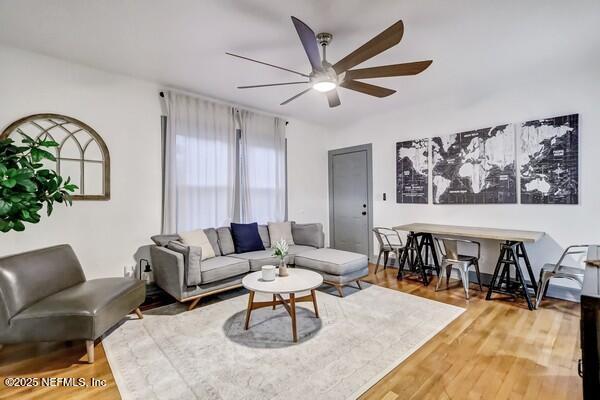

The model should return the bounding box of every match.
[242,268,323,342]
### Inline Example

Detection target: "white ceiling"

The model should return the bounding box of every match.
[1,0,599,128]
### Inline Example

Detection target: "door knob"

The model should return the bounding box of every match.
[362,211,367,215]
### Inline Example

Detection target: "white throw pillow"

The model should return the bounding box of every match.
[179,229,216,261]
[267,222,295,245]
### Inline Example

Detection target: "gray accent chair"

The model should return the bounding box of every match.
[372,227,405,274]
[150,223,326,310]
[535,244,598,309]
[0,244,146,363]
[433,237,483,299]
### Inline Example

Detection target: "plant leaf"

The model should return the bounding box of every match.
[1,178,17,188]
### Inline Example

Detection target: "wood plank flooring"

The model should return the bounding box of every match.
[0,264,582,400]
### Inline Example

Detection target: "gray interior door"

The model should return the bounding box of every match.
[330,148,370,255]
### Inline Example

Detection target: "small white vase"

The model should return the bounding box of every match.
[278,260,289,277]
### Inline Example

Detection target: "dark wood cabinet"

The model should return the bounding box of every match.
[581,248,600,399]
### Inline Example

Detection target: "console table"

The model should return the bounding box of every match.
[393,223,545,310]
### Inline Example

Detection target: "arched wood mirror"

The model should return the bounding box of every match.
[1,114,110,200]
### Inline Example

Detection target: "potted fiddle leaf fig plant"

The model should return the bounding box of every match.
[0,133,77,232]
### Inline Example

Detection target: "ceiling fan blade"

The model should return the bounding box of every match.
[326,90,341,108]
[280,88,312,105]
[340,80,396,97]
[291,16,322,71]
[238,81,309,89]
[332,21,404,74]
[226,52,309,77]
[345,60,433,80]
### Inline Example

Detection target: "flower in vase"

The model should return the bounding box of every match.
[272,239,289,261]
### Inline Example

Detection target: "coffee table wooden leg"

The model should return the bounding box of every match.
[311,289,320,318]
[272,294,276,310]
[289,293,298,342]
[244,290,255,330]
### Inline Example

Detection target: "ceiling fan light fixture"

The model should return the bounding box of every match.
[312,80,337,92]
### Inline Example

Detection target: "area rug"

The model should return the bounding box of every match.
[103,284,464,400]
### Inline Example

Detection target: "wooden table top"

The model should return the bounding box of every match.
[393,223,545,243]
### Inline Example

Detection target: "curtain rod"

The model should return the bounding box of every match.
[159,91,289,125]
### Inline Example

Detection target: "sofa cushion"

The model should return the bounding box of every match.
[294,248,368,276]
[217,227,235,255]
[200,256,250,284]
[10,278,145,341]
[258,225,271,248]
[150,234,181,247]
[286,245,317,265]
[268,221,295,245]
[231,249,282,271]
[230,222,265,253]
[166,241,202,287]
[292,223,324,248]
[203,228,221,256]
[179,229,215,260]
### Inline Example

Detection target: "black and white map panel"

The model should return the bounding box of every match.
[396,139,428,203]
[520,114,578,204]
[432,125,517,204]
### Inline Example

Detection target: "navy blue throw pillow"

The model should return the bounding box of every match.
[230,222,265,253]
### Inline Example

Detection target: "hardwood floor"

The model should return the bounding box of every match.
[0,264,581,399]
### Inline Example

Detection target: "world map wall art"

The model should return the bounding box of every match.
[396,139,428,203]
[432,125,517,204]
[395,113,579,205]
[519,114,578,204]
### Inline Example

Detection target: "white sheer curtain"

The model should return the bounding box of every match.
[238,110,286,224]
[163,92,236,232]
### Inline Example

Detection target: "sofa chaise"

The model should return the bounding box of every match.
[150,222,368,310]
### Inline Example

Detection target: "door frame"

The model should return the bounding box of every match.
[328,143,374,258]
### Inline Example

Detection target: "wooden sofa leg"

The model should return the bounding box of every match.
[335,285,345,298]
[134,308,143,319]
[188,298,201,311]
[86,340,95,364]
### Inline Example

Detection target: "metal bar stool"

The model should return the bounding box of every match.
[434,237,483,299]
[535,244,598,309]
[372,227,405,274]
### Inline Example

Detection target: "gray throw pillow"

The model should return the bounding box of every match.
[151,234,181,247]
[291,222,324,248]
[166,240,202,287]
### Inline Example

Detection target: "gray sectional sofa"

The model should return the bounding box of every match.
[150,222,368,310]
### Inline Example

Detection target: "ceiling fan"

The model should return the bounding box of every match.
[227,16,432,108]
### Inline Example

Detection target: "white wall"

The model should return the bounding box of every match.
[0,45,163,279]
[326,68,600,300]
[286,119,330,245]
[0,45,332,279]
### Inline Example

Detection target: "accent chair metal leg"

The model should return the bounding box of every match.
[86,340,95,364]
[460,267,470,299]
[473,260,483,291]
[445,265,452,289]
[435,268,444,292]
[535,270,553,309]
[383,251,389,270]
[375,250,383,274]
[356,280,362,290]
